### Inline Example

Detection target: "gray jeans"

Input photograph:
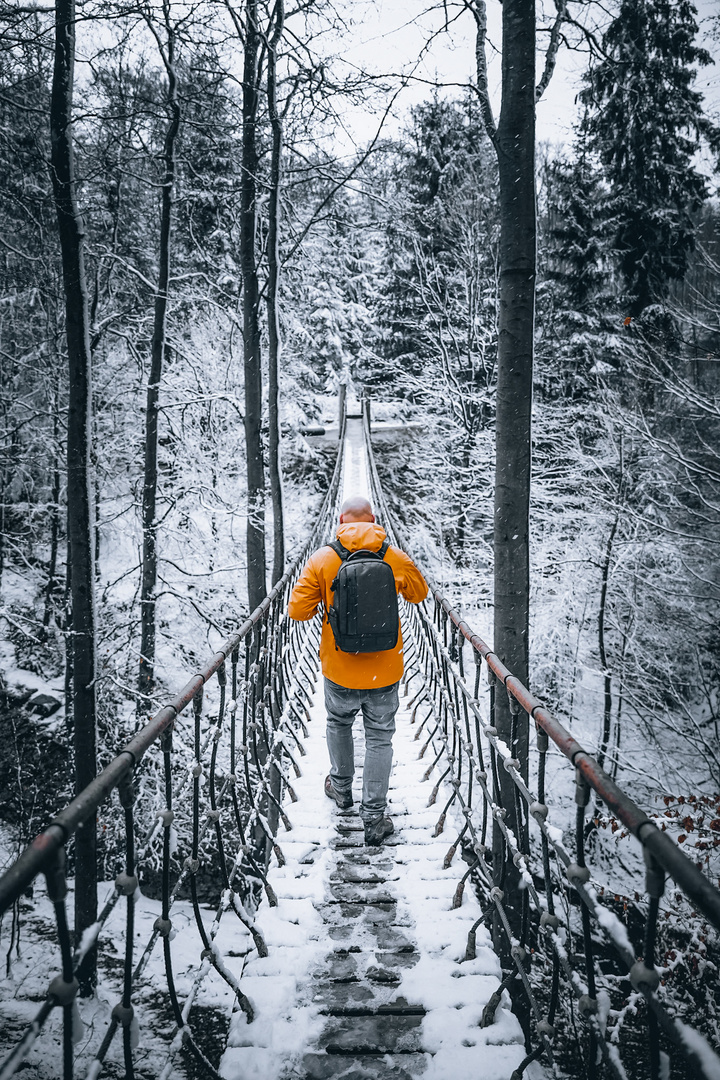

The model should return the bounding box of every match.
[324,678,399,822]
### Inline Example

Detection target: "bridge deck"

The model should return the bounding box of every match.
[219,413,531,1079]
[341,414,371,502]
[219,670,529,1079]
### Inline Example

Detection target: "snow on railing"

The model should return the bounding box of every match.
[0,406,347,1080]
[362,405,720,1080]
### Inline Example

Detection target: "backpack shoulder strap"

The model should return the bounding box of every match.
[378,538,390,559]
[327,540,350,561]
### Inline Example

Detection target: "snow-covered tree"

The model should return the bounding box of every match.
[371,98,499,566]
[581,0,717,315]
[545,121,609,315]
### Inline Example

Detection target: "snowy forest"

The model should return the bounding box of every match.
[1,0,720,1076]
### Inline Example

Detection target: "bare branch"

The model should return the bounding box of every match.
[536,0,568,102]
[564,13,610,62]
[465,0,497,149]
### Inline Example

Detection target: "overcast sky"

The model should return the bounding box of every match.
[335,0,720,170]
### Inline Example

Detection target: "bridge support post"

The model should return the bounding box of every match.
[338,384,346,438]
[363,394,371,433]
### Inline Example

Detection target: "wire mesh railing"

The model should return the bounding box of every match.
[362,407,720,1080]
[0,408,346,1080]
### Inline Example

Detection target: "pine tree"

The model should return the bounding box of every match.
[581,0,716,315]
[371,96,498,565]
[546,124,608,314]
[537,126,620,399]
[377,96,498,391]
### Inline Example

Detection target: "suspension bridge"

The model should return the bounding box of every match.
[1,402,720,1080]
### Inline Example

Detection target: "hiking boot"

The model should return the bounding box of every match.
[325,775,353,810]
[364,816,394,847]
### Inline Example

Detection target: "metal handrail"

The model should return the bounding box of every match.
[0,399,347,1079]
[434,593,720,929]
[0,404,346,918]
[362,405,720,1080]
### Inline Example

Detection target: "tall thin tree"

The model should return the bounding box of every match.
[240,0,267,610]
[139,8,181,707]
[266,0,285,586]
[50,0,97,992]
[470,0,536,779]
[470,0,554,1037]
[492,0,536,764]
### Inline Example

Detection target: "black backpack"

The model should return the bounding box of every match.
[326,539,399,653]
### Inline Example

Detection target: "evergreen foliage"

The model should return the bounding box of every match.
[538,126,622,401]
[372,97,498,567]
[581,0,717,315]
[545,122,609,314]
[378,96,498,399]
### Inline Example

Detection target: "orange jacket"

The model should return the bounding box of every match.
[288,522,428,689]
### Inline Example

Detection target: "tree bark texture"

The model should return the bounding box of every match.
[490,0,536,1021]
[242,0,267,611]
[139,31,180,707]
[267,0,285,586]
[596,511,619,771]
[50,0,97,992]
[43,379,62,630]
[492,0,535,777]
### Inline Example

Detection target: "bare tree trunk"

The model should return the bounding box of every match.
[43,374,62,630]
[0,400,5,586]
[491,0,536,1040]
[0,345,6,585]
[0,466,5,584]
[138,25,180,708]
[472,0,535,1037]
[64,548,72,719]
[338,383,346,431]
[455,434,473,565]
[596,511,619,770]
[611,637,627,781]
[492,0,535,779]
[266,0,285,586]
[241,0,267,611]
[93,431,100,575]
[50,0,97,993]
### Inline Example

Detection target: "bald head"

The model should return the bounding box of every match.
[340,496,375,524]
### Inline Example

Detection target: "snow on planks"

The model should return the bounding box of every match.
[219,673,531,1080]
[340,413,371,503]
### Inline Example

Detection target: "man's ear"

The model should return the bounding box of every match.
[371,514,376,522]
[339,512,345,524]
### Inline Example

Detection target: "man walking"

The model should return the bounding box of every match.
[288,496,427,846]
